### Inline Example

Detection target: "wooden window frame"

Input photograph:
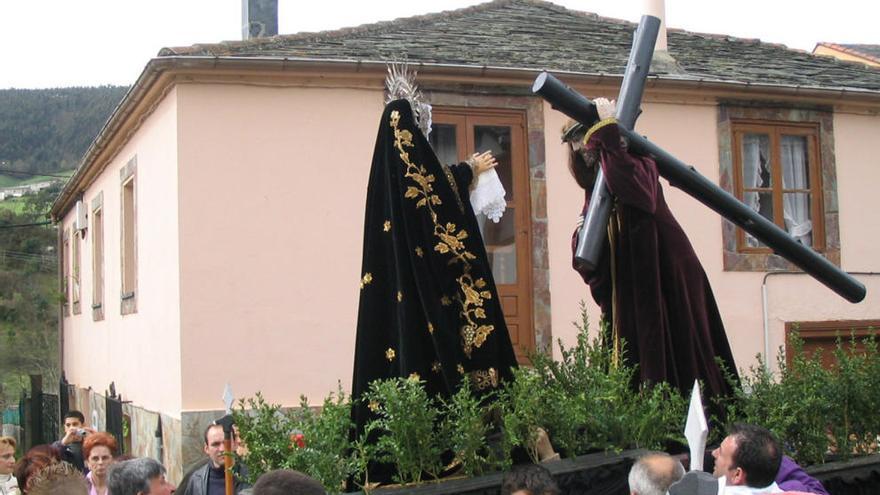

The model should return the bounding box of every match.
[785,320,880,369]
[120,157,138,315]
[62,228,70,316]
[71,229,82,314]
[731,120,825,254]
[717,103,839,272]
[91,192,105,321]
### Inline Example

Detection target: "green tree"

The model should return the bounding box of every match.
[0,186,60,404]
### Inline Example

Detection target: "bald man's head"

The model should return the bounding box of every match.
[628,453,686,495]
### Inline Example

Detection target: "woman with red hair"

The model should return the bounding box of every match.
[82,433,117,495]
[12,446,59,494]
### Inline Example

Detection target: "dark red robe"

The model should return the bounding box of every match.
[574,122,738,404]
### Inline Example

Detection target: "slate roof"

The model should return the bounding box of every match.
[159,0,880,93]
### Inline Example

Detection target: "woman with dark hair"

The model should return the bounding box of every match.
[562,98,738,409]
[83,433,117,495]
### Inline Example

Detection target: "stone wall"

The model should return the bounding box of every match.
[68,387,183,484]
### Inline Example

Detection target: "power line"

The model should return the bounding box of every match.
[0,221,53,229]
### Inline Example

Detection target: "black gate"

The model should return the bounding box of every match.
[105,383,124,453]
[18,374,60,450]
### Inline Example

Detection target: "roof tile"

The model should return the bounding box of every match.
[159,0,880,92]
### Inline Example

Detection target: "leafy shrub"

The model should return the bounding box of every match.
[363,376,443,485]
[827,334,879,459]
[293,386,355,493]
[439,378,497,477]
[513,306,686,458]
[233,387,356,494]
[724,330,880,466]
[233,393,300,483]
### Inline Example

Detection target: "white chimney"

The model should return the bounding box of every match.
[643,0,668,51]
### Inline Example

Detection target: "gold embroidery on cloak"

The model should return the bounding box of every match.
[390,110,495,358]
[470,368,499,390]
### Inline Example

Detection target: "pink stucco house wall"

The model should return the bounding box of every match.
[49,0,880,479]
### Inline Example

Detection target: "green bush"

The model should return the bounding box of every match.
[363,376,443,485]
[439,378,498,477]
[294,386,356,493]
[233,393,300,482]
[233,387,357,494]
[233,321,880,492]
[827,334,879,459]
[528,307,686,455]
[725,330,880,466]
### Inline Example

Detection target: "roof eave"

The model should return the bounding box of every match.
[50,55,880,219]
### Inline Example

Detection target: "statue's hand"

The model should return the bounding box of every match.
[594,97,617,121]
[469,151,498,176]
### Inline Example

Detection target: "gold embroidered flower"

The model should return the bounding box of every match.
[397,291,403,302]
[415,246,424,257]
[431,361,441,373]
[456,364,465,375]
[440,295,452,306]
[368,400,380,412]
[408,372,421,382]
[360,272,373,289]
[385,348,396,361]
[427,322,434,334]
[383,220,391,232]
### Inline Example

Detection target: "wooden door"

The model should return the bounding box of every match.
[429,108,534,362]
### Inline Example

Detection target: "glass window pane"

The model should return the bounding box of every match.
[741,133,771,188]
[429,123,458,166]
[781,135,810,189]
[783,192,813,246]
[743,191,773,248]
[474,125,513,201]
[476,208,516,284]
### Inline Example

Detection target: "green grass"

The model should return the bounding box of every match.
[0,170,73,187]
[0,197,27,214]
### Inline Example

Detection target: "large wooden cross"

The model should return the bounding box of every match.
[533,16,865,303]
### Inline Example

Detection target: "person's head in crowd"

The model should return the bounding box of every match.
[108,458,175,495]
[83,432,118,481]
[0,436,16,477]
[26,461,88,495]
[64,411,86,431]
[628,452,685,495]
[203,423,228,469]
[712,423,782,488]
[60,410,92,447]
[13,448,59,494]
[251,469,326,495]
[500,463,560,495]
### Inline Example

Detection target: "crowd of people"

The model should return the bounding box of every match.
[0,406,833,495]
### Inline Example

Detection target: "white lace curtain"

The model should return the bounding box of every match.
[741,134,812,247]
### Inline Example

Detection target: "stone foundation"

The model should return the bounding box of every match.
[68,388,183,484]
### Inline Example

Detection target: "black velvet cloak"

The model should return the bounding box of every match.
[352,100,518,434]
[574,121,739,406]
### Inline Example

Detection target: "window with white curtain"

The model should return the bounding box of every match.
[733,122,823,252]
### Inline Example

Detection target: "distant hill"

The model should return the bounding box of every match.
[0,86,128,183]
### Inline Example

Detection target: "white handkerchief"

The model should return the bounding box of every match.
[469,168,506,223]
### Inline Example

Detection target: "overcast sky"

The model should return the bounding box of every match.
[1,0,877,89]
